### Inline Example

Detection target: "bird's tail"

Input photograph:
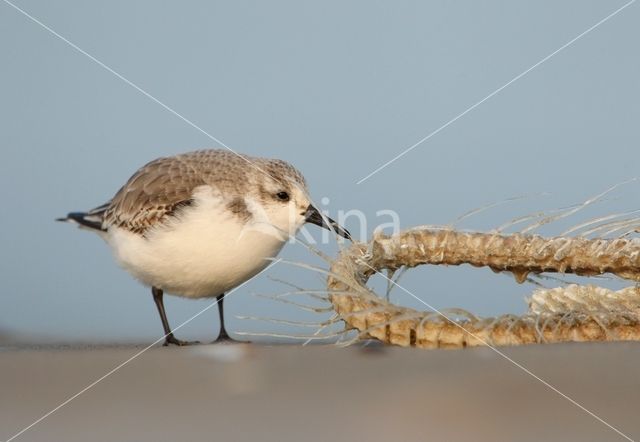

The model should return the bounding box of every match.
[56,203,108,232]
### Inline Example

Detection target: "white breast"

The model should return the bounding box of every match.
[106,188,286,298]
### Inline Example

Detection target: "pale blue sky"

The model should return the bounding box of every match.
[1,1,639,342]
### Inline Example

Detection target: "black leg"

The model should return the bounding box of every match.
[152,287,199,346]
[215,293,233,342]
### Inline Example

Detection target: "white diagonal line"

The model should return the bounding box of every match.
[360,261,634,441]
[1,0,278,182]
[4,259,281,442]
[356,0,636,185]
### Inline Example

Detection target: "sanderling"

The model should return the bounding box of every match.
[58,149,350,345]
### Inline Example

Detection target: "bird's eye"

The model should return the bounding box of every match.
[276,191,290,202]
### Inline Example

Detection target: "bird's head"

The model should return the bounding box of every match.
[248,159,351,241]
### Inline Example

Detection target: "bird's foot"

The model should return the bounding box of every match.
[163,334,200,346]
[211,330,246,344]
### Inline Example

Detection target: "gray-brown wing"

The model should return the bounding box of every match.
[103,155,206,234]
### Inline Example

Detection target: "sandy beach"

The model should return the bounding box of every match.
[2,341,639,442]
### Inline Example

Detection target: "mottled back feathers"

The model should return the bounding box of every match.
[99,150,306,235]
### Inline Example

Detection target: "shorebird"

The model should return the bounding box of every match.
[58,149,350,345]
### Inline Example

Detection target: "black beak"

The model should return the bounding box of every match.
[304,205,352,240]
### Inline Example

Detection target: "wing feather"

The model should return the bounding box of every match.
[104,155,205,234]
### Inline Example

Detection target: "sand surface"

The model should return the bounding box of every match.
[1,341,639,442]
